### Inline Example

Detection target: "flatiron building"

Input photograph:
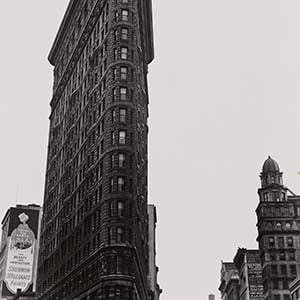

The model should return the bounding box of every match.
[37,0,155,299]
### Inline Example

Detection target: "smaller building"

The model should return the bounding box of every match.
[219,248,263,300]
[234,249,263,300]
[219,262,240,300]
[290,276,300,300]
[147,205,162,300]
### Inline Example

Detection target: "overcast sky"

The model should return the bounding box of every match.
[1,1,300,300]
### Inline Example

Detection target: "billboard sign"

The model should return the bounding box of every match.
[1,207,41,298]
[247,253,264,300]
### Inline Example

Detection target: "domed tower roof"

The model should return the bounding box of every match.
[262,156,280,173]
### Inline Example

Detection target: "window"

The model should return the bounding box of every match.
[120,108,127,122]
[287,237,294,247]
[276,222,282,230]
[271,265,278,275]
[269,237,275,247]
[282,280,289,289]
[110,178,114,193]
[116,227,124,243]
[111,153,115,168]
[263,192,269,201]
[121,0,129,3]
[278,236,284,248]
[114,11,119,22]
[288,251,295,261]
[270,252,276,261]
[111,131,115,145]
[113,68,117,80]
[272,279,279,289]
[109,201,114,217]
[290,264,297,275]
[109,227,114,243]
[113,88,117,101]
[120,87,127,100]
[117,177,125,192]
[280,264,287,275]
[121,47,128,59]
[118,153,125,168]
[121,28,129,40]
[120,67,128,80]
[119,131,126,144]
[279,251,285,261]
[114,48,118,60]
[285,222,291,230]
[117,201,125,217]
[112,109,116,123]
[121,9,129,21]
[274,295,280,300]
[114,29,118,41]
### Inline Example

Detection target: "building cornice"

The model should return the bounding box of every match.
[48,0,80,65]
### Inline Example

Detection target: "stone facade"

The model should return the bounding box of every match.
[37,1,155,299]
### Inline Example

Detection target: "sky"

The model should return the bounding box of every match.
[1,1,300,300]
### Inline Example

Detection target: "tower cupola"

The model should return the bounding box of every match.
[260,156,283,188]
[258,156,287,202]
[262,156,280,173]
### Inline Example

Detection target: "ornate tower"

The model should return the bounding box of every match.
[256,157,300,300]
[37,0,155,299]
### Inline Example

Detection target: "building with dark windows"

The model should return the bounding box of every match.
[219,248,263,300]
[256,156,300,300]
[233,248,263,300]
[37,0,157,299]
[220,156,300,300]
